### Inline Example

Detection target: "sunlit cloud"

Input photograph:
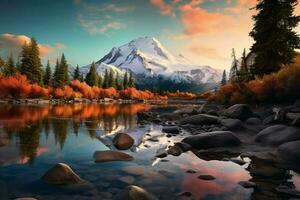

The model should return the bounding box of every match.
[75,0,134,34]
[149,0,175,17]
[0,33,65,57]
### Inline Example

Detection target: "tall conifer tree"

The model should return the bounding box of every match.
[44,60,52,86]
[250,0,300,76]
[85,62,99,86]
[73,65,81,80]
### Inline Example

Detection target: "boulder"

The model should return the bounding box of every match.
[174,142,191,152]
[219,118,243,130]
[94,151,134,162]
[263,115,275,125]
[221,104,253,121]
[41,163,82,185]
[179,114,219,125]
[255,125,300,146]
[114,185,158,200]
[162,126,181,135]
[278,140,300,164]
[246,117,262,125]
[167,145,183,156]
[182,131,241,149]
[113,133,134,150]
[238,181,257,188]
[14,198,37,200]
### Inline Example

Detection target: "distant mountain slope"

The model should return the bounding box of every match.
[80,36,222,92]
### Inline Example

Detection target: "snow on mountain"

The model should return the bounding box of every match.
[81,36,221,85]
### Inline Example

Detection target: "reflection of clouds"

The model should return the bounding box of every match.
[0,145,49,166]
[171,152,251,199]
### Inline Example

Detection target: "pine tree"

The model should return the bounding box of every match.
[238,48,250,82]
[230,48,238,82]
[60,53,69,84]
[73,65,81,80]
[3,54,16,76]
[108,69,115,88]
[85,62,99,86]
[221,70,227,85]
[0,56,5,74]
[98,75,103,88]
[20,38,43,84]
[250,0,300,77]
[128,72,134,87]
[123,71,129,89]
[15,58,21,72]
[53,59,62,87]
[103,69,109,88]
[44,60,52,86]
[115,72,123,90]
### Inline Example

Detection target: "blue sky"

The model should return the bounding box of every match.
[1,0,298,70]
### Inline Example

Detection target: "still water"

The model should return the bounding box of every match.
[0,104,298,200]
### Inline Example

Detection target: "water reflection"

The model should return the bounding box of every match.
[0,103,151,164]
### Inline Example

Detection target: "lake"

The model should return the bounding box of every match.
[0,103,298,200]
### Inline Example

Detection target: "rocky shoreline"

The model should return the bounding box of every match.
[136,101,300,199]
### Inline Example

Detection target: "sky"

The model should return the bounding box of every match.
[0,0,299,70]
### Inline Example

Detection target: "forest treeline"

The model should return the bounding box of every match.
[0,38,166,100]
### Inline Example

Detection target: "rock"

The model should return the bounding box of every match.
[167,145,183,156]
[179,114,219,125]
[276,185,300,198]
[155,148,168,158]
[113,133,134,150]
[119,176,135,184]
[41,163,82,185]
[221,104,253,121]
[219,118,243,130]
[198,175,216,180]
[292,117,300,127]
[159,113,182,121]
[186,169,197,174]
[238,181,257,188]
[94,151,134,162]
[246,117,262,125]
[162,126,181,135]
[182,131,241,149]
[177,191,192,197]
[14,198,38,200]
[278,140,300,164]
[273,107,287,122]
[263,115,275,125]
[174,142,191,152]
[255,125,300,146]
[229,158,246,165]
[114,185,158,200]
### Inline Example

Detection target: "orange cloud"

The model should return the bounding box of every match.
[150,0,175,16]
[0,33,65,57]
[179,4,238,35]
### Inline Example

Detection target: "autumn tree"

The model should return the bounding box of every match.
[44,60,52,87]
[3,54,16,76]
[85,62,99,86]
[73,65,81,80]
[250,0,300,77]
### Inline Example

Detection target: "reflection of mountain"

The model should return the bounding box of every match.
[0,104,150,164]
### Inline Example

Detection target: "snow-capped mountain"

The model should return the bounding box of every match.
[80,36,222,92]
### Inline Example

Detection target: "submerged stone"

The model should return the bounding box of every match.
[94,150,134,162]
[41,163,82,185]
